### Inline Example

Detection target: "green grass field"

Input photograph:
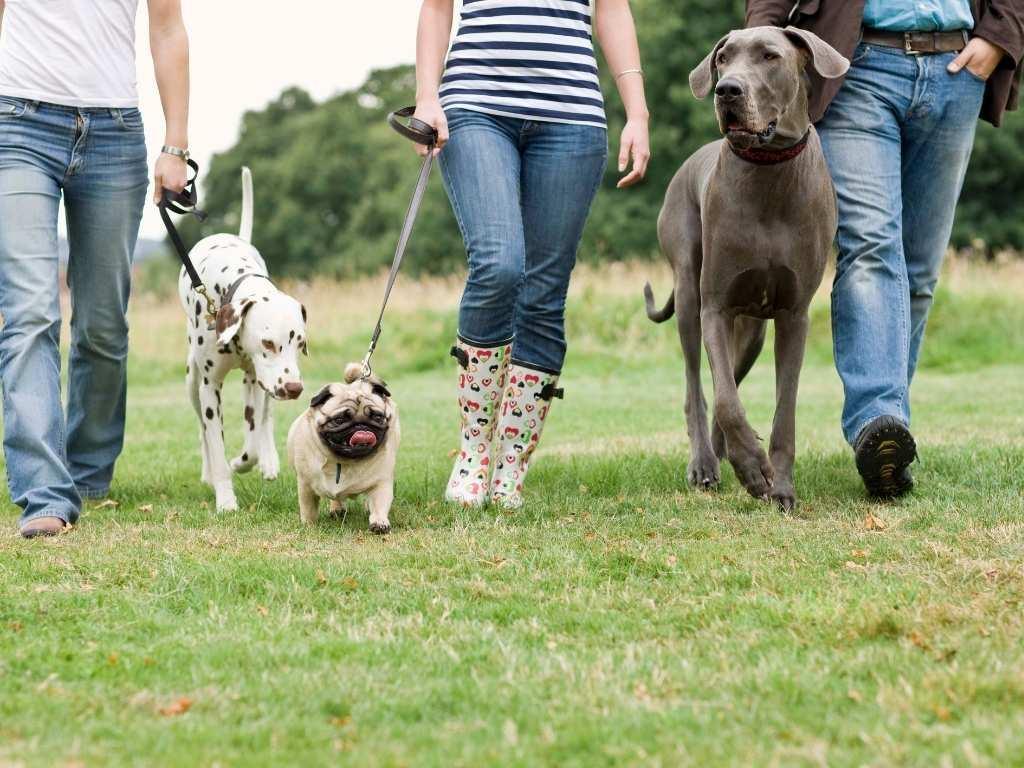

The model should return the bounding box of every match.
[2,260,1023,767]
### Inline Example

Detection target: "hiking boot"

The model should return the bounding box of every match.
[854,415,917,499]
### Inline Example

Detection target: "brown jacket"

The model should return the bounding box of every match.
[746,0,1024,126]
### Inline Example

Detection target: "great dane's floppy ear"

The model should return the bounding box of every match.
[309,386,333,410]
[215,298,255,348]
[690,33,731,99]
[783,26,850,79]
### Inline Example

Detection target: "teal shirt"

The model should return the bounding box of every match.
[863,0,974,32]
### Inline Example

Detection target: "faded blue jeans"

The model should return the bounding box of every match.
[439,108,607,374]
[818,43,985,445]
[0,98,148,526]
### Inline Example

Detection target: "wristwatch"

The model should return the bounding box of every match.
[161,145,190,163]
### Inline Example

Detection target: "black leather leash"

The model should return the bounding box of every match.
[158,158,215,324]
[359,106,439,378]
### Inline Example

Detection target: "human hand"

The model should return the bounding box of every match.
[413,96,449,157]
[153,151,187,205]
[616,116,650,189]
[947,37,1006,81]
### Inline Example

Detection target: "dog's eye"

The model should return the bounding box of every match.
[716,53,727,65]
[763,51,779,61]
[262,339,276,353]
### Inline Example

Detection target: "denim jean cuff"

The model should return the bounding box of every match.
[509,357,561,377]
[456,331,515,349]
[20,508,76,528]
[77,487,110,500]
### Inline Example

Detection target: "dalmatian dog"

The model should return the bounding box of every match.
[179,167,308,512]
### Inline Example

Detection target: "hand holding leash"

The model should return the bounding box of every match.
[158,159,215,324]
[406,101,448,157]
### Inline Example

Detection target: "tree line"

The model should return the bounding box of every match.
[179,0,1024,278]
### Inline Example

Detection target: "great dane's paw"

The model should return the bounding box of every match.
[730,450,775,501]
[369,520,391,535]
[687,454,721,490]
[230,453,257,474]
[769,482,798,512]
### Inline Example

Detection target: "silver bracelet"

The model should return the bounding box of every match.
[161,145,191,163]
[615,68,644,81]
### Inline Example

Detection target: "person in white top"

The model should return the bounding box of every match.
[0,0,191,539]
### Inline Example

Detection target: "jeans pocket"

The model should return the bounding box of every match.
[962,66,988,84]
[0,97,28,120]
[115,108,145,132]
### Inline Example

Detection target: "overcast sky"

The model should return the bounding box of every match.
[134,0,423,237]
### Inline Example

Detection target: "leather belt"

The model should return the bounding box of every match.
[861,28,969,55]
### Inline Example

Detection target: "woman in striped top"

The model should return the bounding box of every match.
[415,0,650,509]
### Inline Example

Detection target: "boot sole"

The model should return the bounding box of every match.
[855,417,916,499]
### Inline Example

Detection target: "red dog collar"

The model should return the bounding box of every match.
[729,131,810,166]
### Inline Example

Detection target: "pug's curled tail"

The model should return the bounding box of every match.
[344,362,364,384]
[644,283,675,323]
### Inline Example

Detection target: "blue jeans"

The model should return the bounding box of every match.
[439,108,607,374]
[818,44,984,445]
[0,99,148,526]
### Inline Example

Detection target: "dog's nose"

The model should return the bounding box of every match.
[283,382,304,400]
[715,78,744,100]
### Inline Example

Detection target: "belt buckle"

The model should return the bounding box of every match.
[904,32,922,55]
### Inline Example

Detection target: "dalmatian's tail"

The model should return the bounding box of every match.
[239,166,254,243]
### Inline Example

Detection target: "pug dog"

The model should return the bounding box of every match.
[286,363,400,533]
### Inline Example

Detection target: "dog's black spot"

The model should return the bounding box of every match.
[284,368,289,374]
[238,268,244,274]
[289,331,295,340]
[241,453,248,462]
[195,301,201,317]
[215,390,221,403]
[197,336,204,346]
[203,377,208,385]
[221,265,229,272]
[245,405,256,430]
[205,407,214,420]
[205,360,213,369]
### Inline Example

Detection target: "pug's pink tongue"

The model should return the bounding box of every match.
[349,430,377,448]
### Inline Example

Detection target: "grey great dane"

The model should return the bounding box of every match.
[645,27,849,510]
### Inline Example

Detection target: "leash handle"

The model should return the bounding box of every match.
[159,159,216,323]
[362,108,439,378]
[387,106,439,147]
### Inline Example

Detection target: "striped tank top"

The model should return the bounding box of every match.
[440,0,607,129]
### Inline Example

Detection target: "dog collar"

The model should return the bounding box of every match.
[221,273,273,305]
[729,131,810,166]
